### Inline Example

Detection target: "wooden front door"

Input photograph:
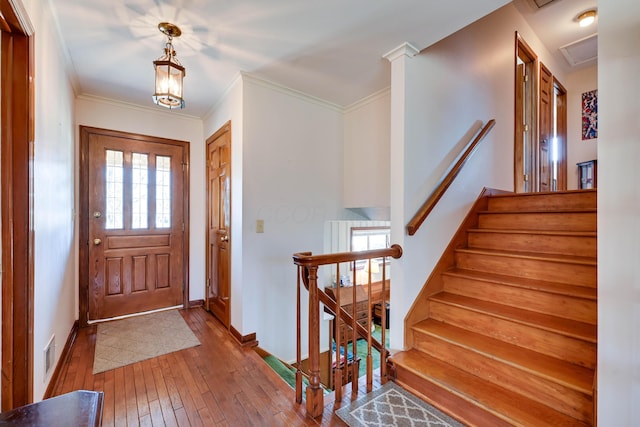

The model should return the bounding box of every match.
[81,127,188,322]
[205,122,231,327]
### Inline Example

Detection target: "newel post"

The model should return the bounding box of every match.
[305,265,324,417]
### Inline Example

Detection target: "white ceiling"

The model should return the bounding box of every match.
[513,0,598,71]
[48,0,596,118]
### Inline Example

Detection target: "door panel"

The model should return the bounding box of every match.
[86,132,185,320]
[206,123,231,327]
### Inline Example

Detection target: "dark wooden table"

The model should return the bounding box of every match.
[0,390,103,426]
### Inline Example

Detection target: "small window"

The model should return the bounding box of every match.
[351,226,390,252]
[350,226,390,283]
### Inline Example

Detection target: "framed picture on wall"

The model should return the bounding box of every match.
[582,89,598,140]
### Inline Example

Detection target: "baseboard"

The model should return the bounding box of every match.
[43,320,79,399]
[230,325,258,348]
[188,299,204,308]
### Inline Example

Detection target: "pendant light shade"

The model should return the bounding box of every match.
[153,22,185,109]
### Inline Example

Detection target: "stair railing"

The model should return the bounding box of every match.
[407,119,496,236]
[293,244,403,418]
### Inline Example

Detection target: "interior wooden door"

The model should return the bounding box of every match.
[514,33,537,193]
[554,78,568,191]
[206,122,231,327]
[539,63,553,192]
[85,129,186,321]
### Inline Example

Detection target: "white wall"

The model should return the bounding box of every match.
[343,90,391,211]
[566,65,598,190]
[25,0,77,400]
[242,76,350,361]
[389,3,568,350]
[75,96,205,303]
[205,74,364,361]
[597,0,640,423]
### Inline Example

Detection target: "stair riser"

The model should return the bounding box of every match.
[478,212,596,232]
[468,231,597,258]
[487,192,596,211]
[412,331,593,422]
[393,365,514,427]
[455,251,597,287]
[442,275,597,324]
[429,300,596,369]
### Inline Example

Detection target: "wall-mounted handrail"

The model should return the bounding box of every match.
[407,119,496,236]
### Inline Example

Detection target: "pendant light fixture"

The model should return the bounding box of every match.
[153,22,185,109]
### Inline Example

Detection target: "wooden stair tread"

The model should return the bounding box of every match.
[468,228,597,237]
[390,350,590,427]
[487,189,596,197]
[430,292,596,342]
[400,190,597,424]
[456,247,597,266]
[480,208,597,214]
[412,319,594,393]
[443,268,597,300]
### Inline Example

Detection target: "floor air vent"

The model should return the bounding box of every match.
[44,335,56,376]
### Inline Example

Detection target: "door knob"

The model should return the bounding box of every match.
[220,236,229,242]
[93,238,102,246]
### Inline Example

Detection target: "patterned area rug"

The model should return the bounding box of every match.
[93,309,200,374]
[336,382,466,427]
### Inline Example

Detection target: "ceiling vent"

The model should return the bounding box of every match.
[559,33,598,67]
[532,0,557,8]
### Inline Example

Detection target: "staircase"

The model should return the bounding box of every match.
[390,190,597,426]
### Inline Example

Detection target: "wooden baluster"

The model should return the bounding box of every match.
[328,314,333,391]
[295,266,302,404]
[366,258,373,392]
[380,258,388,383]
[351,261,360,398]
[351,261,358,396]
[305,265,323,417]
[334,264,342,401]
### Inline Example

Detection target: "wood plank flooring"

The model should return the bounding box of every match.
[51,307,381,426]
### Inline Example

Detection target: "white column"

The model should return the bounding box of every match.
[383,42,419,351]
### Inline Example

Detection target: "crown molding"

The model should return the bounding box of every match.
[344,87,390,114]
[46,0,81,96]
[383,42,420,62]
[77,94,202,121]
[202,71,243,122]
[241,72,344,113]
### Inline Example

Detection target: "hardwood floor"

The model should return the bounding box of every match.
[51,307,381,426]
